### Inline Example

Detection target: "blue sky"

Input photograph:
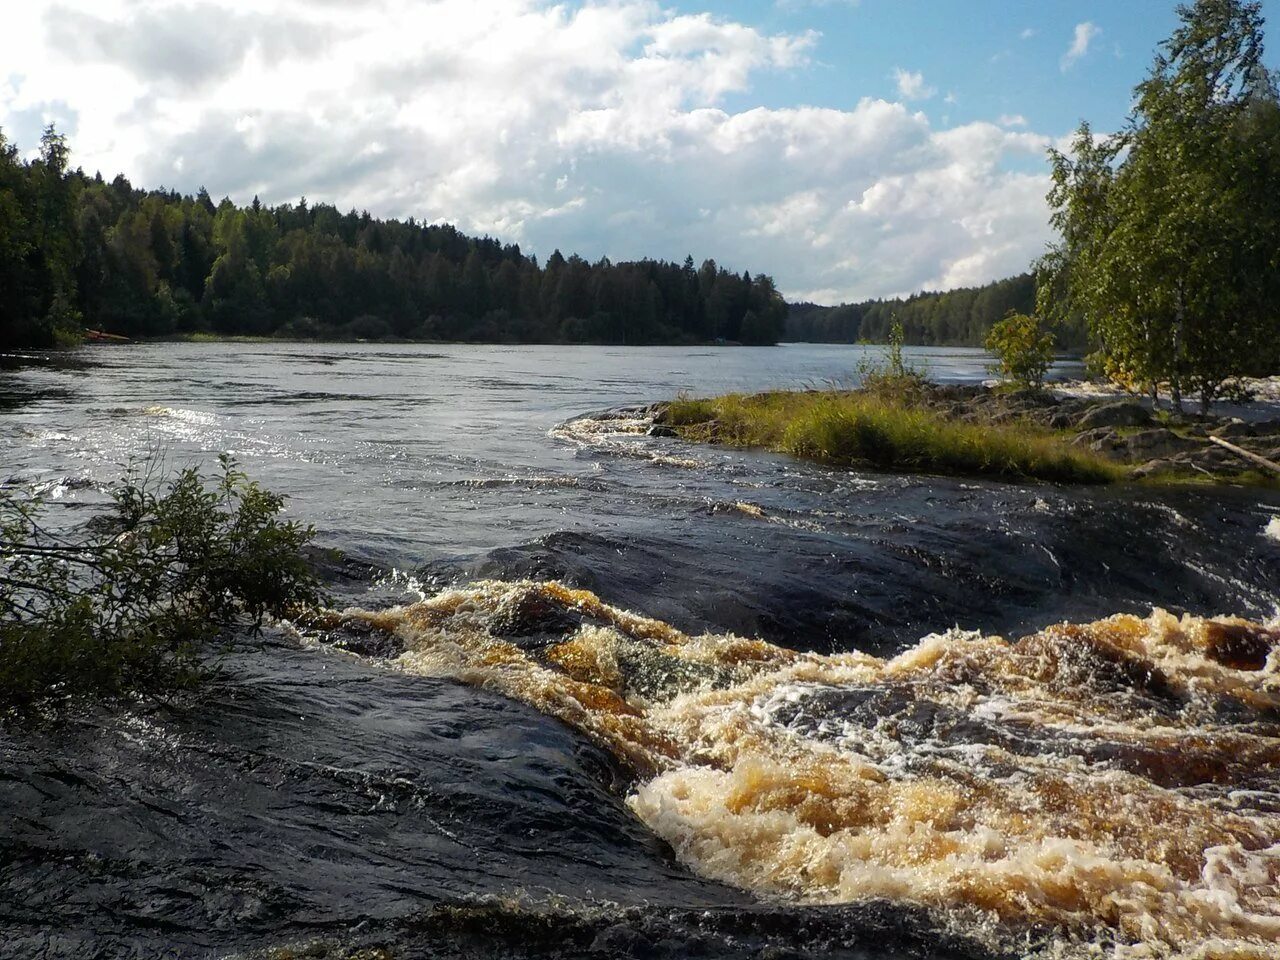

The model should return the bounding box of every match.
[708,0,1279,130]
[2,1,1277,304]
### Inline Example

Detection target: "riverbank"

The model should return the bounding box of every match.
[648,382,1280,485]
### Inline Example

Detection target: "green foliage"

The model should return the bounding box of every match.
[667,391,1122,485]
[985,312,1055,389]
[785,273,1066,348]
[1040,0,1280,411]
[0,125,83,348]
[0,456,323,712]
[0,128,787,348]
[855,317,930,402]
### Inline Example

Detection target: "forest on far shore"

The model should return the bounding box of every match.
[784,273,1090,348]
[0,129,787,349]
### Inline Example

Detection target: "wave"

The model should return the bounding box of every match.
[293,581,1280,958]
[550,415,706,469]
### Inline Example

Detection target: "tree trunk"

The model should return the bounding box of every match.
[1170,287,1185,413]
[1200,381,1215,415]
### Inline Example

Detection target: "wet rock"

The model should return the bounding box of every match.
[647,425,678,438]
[590,923,649,957]
[1077,401,1153,430]
[488,589,587,642]
[1203,621,1278,671]
[327,619,405,658]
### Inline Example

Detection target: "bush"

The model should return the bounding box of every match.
[0,455,323,712]
[856,317,930,403]
[985,311,1055,389]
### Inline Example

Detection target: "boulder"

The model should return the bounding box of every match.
[1123,428,1200,459]
[1072,427,1119,448]
[1212,420,1256,439]
[1131,458,1183,479]
[647,424,678,438]
[327,619,405,658]
[1077,401,1153,430]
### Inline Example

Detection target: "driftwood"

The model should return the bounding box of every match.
[1209,436,1280,475]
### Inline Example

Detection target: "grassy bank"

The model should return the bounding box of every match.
[666,391,1125,484]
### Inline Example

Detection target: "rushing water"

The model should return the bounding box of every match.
[2,342,1278,960]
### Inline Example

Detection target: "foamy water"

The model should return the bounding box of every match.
[298,581,1280,959]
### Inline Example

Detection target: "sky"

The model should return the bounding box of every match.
[2,0,1278,304]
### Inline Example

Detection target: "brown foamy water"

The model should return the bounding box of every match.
[299,581,1280,959]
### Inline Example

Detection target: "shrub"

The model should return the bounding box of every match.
[985,311,1055,389]
[857,317,930,403]
[0,455,323,712]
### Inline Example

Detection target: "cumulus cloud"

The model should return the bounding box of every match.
[892,68,936,101]
[1061,21,1102,71]
[0,0,1055,303]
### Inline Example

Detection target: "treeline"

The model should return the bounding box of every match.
[785,274,1087,347]
[0,128,786,349]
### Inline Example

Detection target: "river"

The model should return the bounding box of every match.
[2,342,1278,959]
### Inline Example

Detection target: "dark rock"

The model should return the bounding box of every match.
[488,589,586,641]
[647,424,678,438]
[1077,401,1153,430]
[1123,428,1200,459]
[1213,420,1256,440]
[591,923,650,957]
[1131,458,1181,479]
[1002,388,1059,408]
[1071,428,1124,460]
[327,619,405,658]
[1202,621,1279,671]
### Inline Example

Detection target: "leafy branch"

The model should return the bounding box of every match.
[0,455,324,713]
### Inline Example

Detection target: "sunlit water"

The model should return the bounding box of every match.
[2,343,1278,959]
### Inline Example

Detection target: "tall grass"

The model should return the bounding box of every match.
[667,391,1123,484]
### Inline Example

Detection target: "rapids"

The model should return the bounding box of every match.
[2,342,1279,958]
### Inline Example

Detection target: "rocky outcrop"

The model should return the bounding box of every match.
[1077,401,1153,430]
[646,385,1280,483]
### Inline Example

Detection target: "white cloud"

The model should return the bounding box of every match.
[891,68,935,102]
[1019,28,1036,40]
[998,114,1027,128]
[1061,22,1101,71]
[0,0,1055,303]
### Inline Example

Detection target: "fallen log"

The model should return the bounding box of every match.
[1209,435,1280,475]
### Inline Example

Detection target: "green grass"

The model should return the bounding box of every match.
[666,391,1125,485]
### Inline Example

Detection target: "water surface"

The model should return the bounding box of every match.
[1,343,1277,959]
